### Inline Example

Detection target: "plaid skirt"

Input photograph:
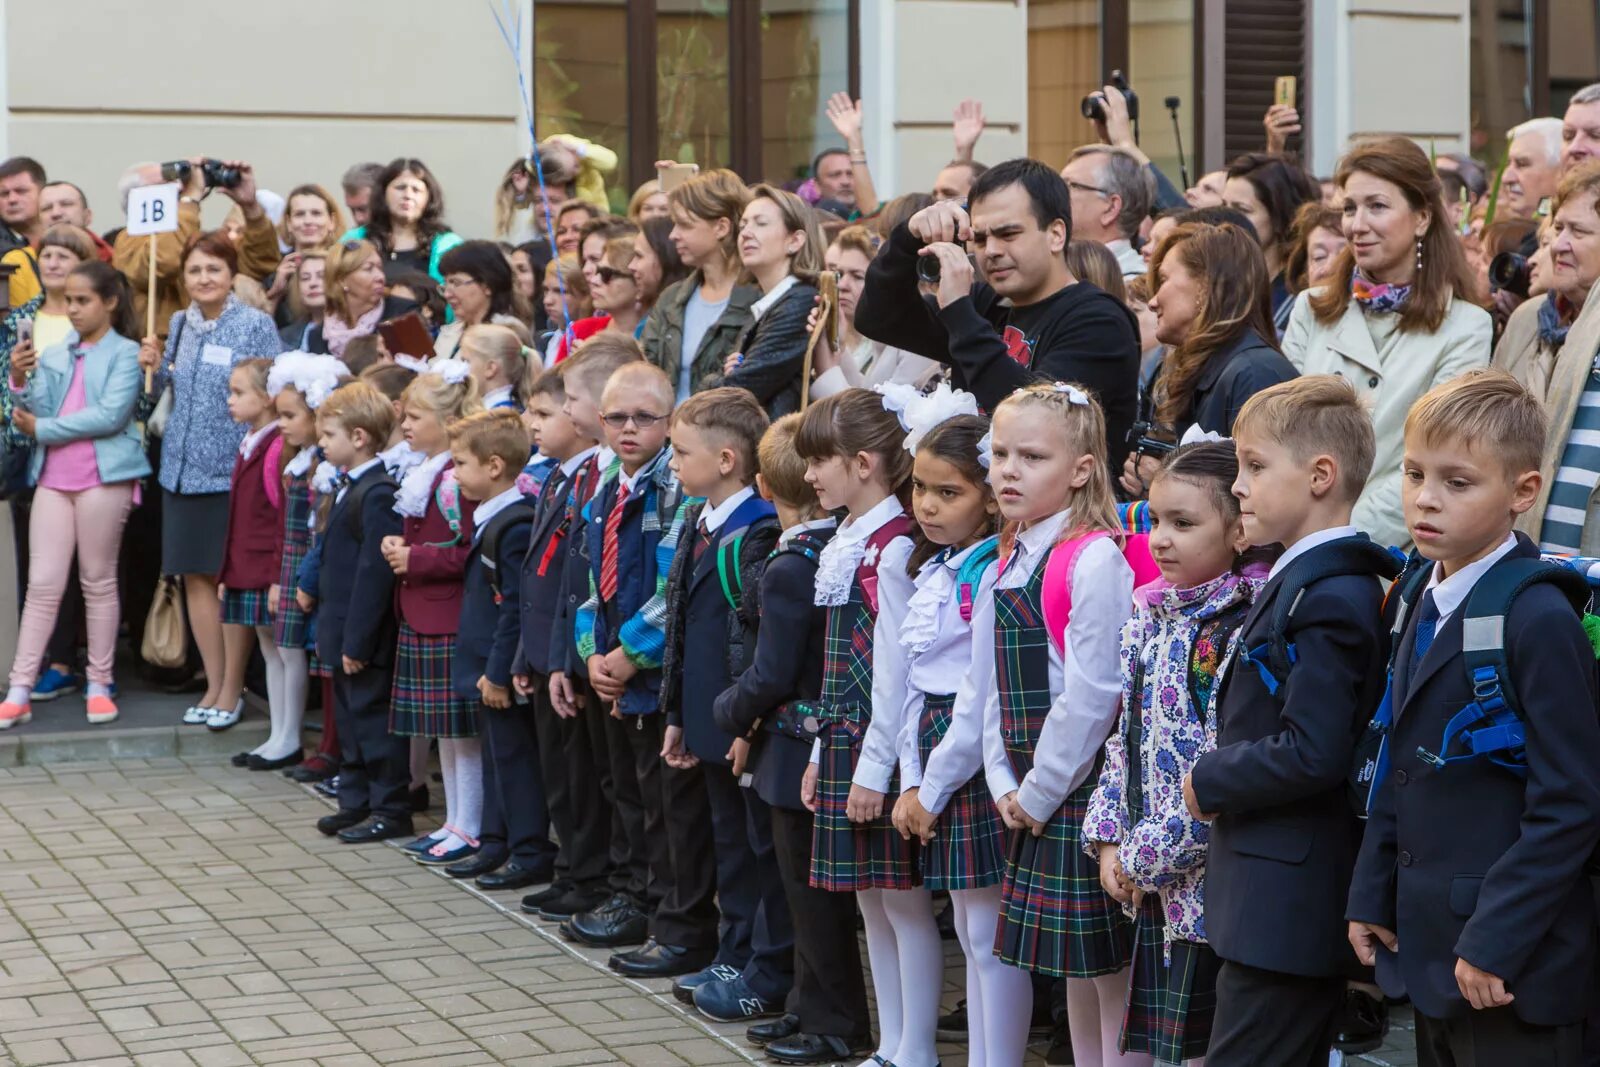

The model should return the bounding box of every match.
[221,587,270,627]
[917,693,1004,891]
[390,624,478,738]
[995,779,1132,978]
[810,714,920,892]
[274,540,312,650]
[1122,896,1221,1063]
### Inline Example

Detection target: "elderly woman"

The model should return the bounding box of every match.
[136,231,284,729]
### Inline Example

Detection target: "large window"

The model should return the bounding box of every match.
[535,0,631,210]
[1128,0,1194,186]
[1469,0,1600,160]
[657,0,731,167]
[761,0,852,185]
[1027,0,1101,170]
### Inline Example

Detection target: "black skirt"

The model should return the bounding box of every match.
[161,490,229,576]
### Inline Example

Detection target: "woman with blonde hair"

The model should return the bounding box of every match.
[267,184,346,325]
[627,180,670,222]
[306,240,418,357]
[809,225,942,398]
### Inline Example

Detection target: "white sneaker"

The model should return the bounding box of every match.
[205,698,244,732]
[182,704,211,725]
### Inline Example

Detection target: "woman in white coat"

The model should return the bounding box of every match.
[1282,136,1491,549]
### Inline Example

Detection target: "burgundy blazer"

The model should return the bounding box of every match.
[219,425,284,591]
[395,462,478,636]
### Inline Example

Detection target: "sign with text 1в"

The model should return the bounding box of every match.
[126,183,181,237]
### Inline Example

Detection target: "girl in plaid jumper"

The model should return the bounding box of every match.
[1084,442,1261,1065]
[982,383,1141,1067]
[795,388,937,1067]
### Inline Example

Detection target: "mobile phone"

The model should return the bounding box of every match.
[16,318,32,348]
[659,162,700,192]
[376,311,436,362]
[1275,76,1297,108]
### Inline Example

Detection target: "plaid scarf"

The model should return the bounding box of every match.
[1350,270,1412,314]
[1538,291,1575,349]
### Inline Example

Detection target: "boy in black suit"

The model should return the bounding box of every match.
[712,414,871,1064]
[511,366,611,918]
[1182,375,1390,1065]
[310,382,410,844]
[658,388,790,1022]
[448,409,559,892]
[1348,370,1600,1065]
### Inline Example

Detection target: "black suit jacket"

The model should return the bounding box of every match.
[454,507,535,700]
[712,524,834,811]
[512,463,576,678]
[1189,541,1388,977]
[316,464,400,668]
[1347,537,1600,1025]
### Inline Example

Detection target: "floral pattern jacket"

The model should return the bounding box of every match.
[1083,569,1260,948]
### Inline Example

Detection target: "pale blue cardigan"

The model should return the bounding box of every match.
[16,330,151,486]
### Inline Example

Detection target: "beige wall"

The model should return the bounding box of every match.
[4,1,528,238]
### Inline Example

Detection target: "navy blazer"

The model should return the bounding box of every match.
[550,456,604,681]
[454,501,536,700]
[1189,539,1389,977]
[316,464,401,668]
[1347,537,1600,1025]
[712,524,835,812]
[512,462,578,679]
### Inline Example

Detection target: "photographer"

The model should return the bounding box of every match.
[112,158,281,337]
[854,158,1140,461]
[1083,81,1187,217]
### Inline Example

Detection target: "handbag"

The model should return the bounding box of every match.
[140,575,188,669]
[137,316,181,438]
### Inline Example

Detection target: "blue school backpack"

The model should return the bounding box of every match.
[1351,550,1600,818]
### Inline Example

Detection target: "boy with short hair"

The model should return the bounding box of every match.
[1182,375,1393,1065]
[575,361,716,979]
[509,367,613,918]
[1349,369,1600,1065]
[311,382,411,844]
[658,388,792,1021]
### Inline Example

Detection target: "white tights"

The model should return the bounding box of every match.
[950,887,1033,1067]
[435,737,484,849]
[252,628,307,761]
[857,887,944,1067]
[1065,968,1153,1067]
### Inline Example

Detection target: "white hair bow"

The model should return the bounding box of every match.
[267,351,351,410]
[976,430,993,470]
[1051,382,1090,406]
[434,359,472,386]
[876,381,980,454]
[393,353,430,374]
[1179,425,1229,447]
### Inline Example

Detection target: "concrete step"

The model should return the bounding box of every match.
[0,682,274,765]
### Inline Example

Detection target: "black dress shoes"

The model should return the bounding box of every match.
[286,755,336,782]
[248,749,304,771]
[563,894,649,948]
[446,851,506,880]
[746,1012,801,1048]
[337,816,414,843]
[316,809,368,836]
[529,886,607,921]
[475,861,554,891]
[230,751,251,768]
[1332,988,1389,1054]
[763,1032,873,1064]
[520,882,571,912]
[608,938,715,979]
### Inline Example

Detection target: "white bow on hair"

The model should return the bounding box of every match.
[875,381,980,454]
[1050,382,1090,406]
[267,351,352,410]
[433,359,473,386]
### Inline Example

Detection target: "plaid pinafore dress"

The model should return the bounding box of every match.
[993,557,1132,978]
[274,469,315,651]
[809,517,920,893]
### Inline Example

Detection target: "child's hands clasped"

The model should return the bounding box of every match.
[380,535,411,575]
[998,791,1047,836]
[891,786,938,843]
[661,724,698,770]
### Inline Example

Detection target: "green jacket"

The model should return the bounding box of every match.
[640,273,758,395]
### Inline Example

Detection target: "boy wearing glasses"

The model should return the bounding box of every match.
[576,362,717,979]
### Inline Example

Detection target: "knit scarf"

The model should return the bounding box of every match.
[1350,270,1412,314]
[321,301,383,358]
[1538,291,1575,349]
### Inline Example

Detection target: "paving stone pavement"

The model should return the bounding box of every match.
[0,757,1419,1066]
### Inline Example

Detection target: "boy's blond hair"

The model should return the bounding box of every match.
[563,334,643,403]
[672,387,769,481]
[759,413,820,515]
[318,381,395,449]
[1405,369,1546,479]
[1233,375,1376,503]
[600,361,674,413]
[448,409,531,470]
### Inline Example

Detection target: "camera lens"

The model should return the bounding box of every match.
[1488,252,1532,298]
[916,255,942,285]
[1080,94,1106,122]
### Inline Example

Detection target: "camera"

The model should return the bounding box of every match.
[917,249,977,285]
[1126,420,1175,459]
[1488,251,1532,298]
[159,158,242,190]
[1082,70,1140,125]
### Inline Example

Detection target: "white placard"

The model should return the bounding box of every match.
[127,183,181,237]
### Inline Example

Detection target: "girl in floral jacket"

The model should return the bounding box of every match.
[1084,440,1265,1065]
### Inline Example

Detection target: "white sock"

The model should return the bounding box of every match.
[858,890,903,1066]
[451,737,483,842]
[1066,969,1153,1067]
[6,686,29,705]
[409,735,430,789]
[86,682,113,700]
[438,739,458,836]
[253,628,283,757]
[879,887,943,1067]
[271,647,309,761]
[954,887,1033,1067]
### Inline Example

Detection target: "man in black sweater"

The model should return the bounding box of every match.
[855,158,1140,459]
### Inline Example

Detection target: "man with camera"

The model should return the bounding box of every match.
[112,157,281,336]
[854,158,1140,461]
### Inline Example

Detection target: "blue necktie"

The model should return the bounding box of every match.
[1408,591,1440,687]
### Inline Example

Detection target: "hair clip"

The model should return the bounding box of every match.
[434,359,472,386]
[1051,382,1090,406]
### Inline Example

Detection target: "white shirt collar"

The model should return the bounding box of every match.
[1014,509,1071,561]
[1268,524,1360,582]
[472,485,525,538]
[345,457,381,483]
[1424,533,1520,626]
[701,485,756,534]
[750,275,800,321]
[838,493,904,544]
[780,516,837,548]
[561,445,599,477]
[483,384,514,408]
[596,445,617,470]
[239,423,275,460]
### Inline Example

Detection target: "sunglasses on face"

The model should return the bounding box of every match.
[600,411,666,429]
[595,266,632,284]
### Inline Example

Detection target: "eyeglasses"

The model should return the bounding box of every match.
[1066,180,1111,198]
[595,266,632,284]
[600,411,666,429]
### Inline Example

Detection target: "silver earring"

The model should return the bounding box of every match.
[1415,238,1424,272]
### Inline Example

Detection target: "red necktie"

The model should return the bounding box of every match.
[692,520,712,566]
[599,482,631,602]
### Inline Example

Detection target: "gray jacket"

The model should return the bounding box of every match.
[640,273,758,395]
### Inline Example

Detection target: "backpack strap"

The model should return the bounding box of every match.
[479,499,539,603]
[955,536,1001,623]
[1042,532,1109,655]
[434,473,463,540]
[857,514,915,615]
[772,530,827,564]
[343,469,398,545]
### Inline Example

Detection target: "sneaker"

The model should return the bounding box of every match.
[85,695,119,725]
[205,698,245,732]
[0,702,30,729]
[182,704,211,725]
[313,775,340,798]
[30,668,79,703]
[693,975,782,1022]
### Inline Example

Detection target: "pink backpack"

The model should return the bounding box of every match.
[1040,531,1160,654]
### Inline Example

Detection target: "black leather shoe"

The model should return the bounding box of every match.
[337,816,414,843]
[475,861,554,891]
[747,1012,800,1048]
[520,882,572,911]
[286,755,336,782]
[446,851,506,879]
[409,784,429,812]
[531,886,608,921]
[563,895,648,947]
[230,751,251,768]
[935,998,967,1041]
[248,749,304,771]
[316,809,368,836]
[608,938,715,978]
[1332,988,1388,1054]
[764,1032,872,1065]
